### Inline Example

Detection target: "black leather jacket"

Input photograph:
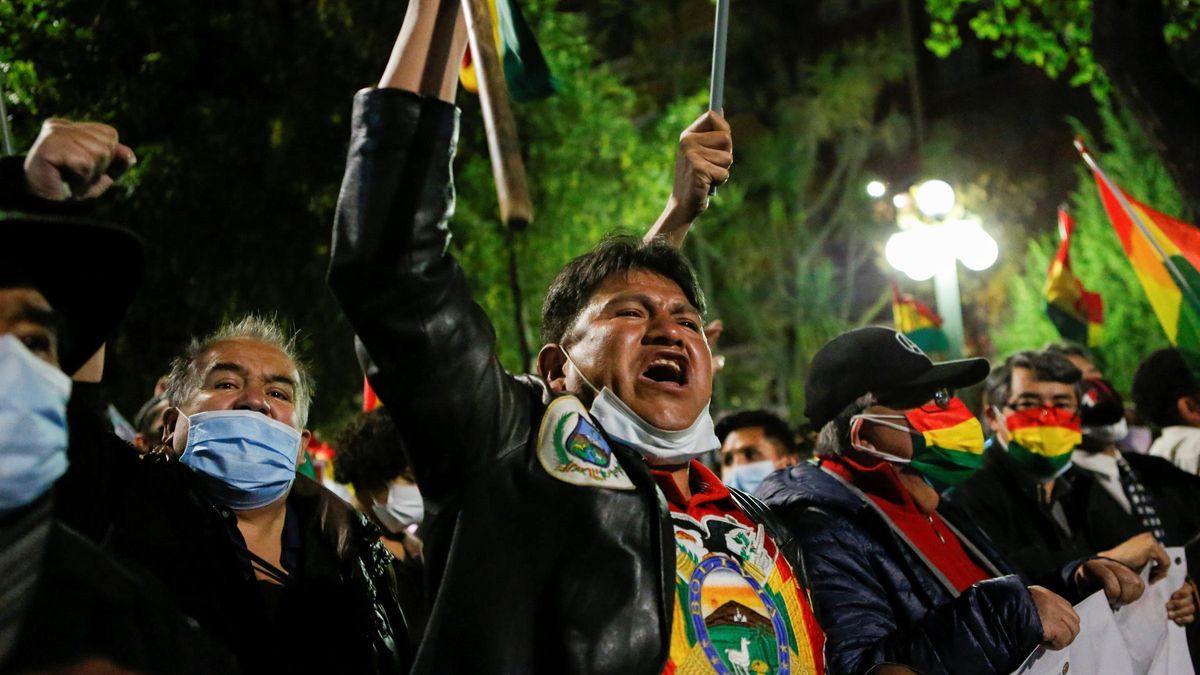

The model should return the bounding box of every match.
[328,88,804,673]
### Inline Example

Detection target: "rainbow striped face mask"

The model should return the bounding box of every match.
[997,406,1081,479]
[851,396,985,486]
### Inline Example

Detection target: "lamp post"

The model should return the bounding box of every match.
[881,179,998,359]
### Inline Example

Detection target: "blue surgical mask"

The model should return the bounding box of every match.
[372,482,424,534]
[722,460,775,494]
[0,335,71,514]
[178,410,302,510]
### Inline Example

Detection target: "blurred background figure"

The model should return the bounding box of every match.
[130,392,167,453]
[715,408,804,494]
[1134,348,1200,473]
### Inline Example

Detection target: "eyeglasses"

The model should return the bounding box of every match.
[1003,398,1078,415]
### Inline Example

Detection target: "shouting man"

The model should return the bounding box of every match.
[328,1,823,672]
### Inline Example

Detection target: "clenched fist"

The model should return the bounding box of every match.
[23,118,136,201]
[1029,585,1079,650]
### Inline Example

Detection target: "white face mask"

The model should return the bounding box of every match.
[559,347,719,466]
[372,482,423,534]
[1083,418,1129,445]
[849,414,912,465]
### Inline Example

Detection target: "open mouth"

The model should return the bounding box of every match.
[641,352,689,386]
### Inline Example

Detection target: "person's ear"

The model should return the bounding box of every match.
[1177,395,1200,427]
[849,417,873,451]
[161,407,186,457]
[296,429,313,464]
[537,344,568,393]
[983,405,1002,434]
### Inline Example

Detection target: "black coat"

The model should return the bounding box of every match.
[3,499,236,674]
[947,443,1097,583]
[328,87,677,675]
[758,462,1047,675]
[55,384,411,675]
[328,88,814,674]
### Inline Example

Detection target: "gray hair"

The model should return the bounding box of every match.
[815,393,875,455]
[164,315,313,428]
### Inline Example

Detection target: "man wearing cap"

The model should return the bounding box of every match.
[757,327,1144,675]
[0,125,235,673]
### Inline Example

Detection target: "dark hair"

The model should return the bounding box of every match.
[815,394,875,455]
[715,409,797,456]
[1044,342,1092,361]
[1132,348,1199,427]
[333,408,412,494]
[983,350,1082,409]
[540,235,706,345]
[132,393,168,436]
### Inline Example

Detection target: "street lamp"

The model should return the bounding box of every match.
[884,180,998,358]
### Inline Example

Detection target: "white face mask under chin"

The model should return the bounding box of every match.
[559,347,720,466]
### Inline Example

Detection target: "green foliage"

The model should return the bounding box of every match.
[992,103,1178,393]
[694,33,912,419]
[925,0,1200,96]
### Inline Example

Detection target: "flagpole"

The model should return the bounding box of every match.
[1074,138,1200,309]
[0,77,13,156]
[706,0,728,197]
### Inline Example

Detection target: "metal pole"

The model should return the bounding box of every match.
[707,0,728,197]
[933,256,965,359]
[0,77,13,156]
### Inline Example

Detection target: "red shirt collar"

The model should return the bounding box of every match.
[820,452,919,511]
[650,460,731,510]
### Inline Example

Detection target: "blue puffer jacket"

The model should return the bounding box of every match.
[758,461,1050,675]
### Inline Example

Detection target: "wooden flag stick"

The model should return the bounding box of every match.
[461,0,534,230]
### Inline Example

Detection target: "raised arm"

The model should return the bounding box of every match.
[643,110,732,248]
[328,0,532,501]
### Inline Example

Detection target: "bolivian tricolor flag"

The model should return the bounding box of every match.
[460,0,555,103]
[363,377,381,412]
[1077,139,1200,378]
[1043,206,1104,346]
[891,281,951,354]
[906,398,985,487]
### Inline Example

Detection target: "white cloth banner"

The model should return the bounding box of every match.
[1012,547,1193,675]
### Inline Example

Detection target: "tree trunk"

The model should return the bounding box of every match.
[1092,0,1200,218]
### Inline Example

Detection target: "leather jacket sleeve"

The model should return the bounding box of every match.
[793,507,1044,675]
[327,88,535,501]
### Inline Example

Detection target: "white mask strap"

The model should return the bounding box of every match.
[559,346,601,396]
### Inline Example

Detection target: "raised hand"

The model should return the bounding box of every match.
[645,110,733,248]
[23,119,136,201]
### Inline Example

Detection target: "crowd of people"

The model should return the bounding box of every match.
[4,2,1200,673]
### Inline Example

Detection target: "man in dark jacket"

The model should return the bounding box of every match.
[950,351,1180,586]
[53,316,412,675]
[1,127,235,673]
[328,2,825,673]
[758,327,1143,675]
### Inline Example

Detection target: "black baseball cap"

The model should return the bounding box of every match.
[804,326,990,428]
[1,211,144,374]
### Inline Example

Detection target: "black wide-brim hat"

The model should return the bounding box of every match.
[0,211,144,374]
[804,326,990,429]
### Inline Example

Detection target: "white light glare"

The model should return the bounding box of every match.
[866,180,887,198]
[885,230,938,281]
[914,179,956,218]
[957,222,999,271]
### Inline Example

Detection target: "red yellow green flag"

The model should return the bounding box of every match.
[363,377,381,413]
[460,0,555,103]
[891,281,950,354]
[1043,206,1104,346]
[1077,140,1200,379]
